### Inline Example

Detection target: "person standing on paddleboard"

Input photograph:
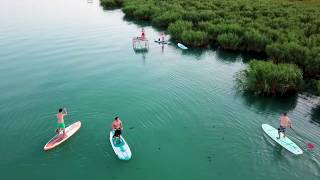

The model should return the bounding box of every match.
[112,117,123,144]
[161,32,165,42]
[57,108,67,138]
[277,112,292,139]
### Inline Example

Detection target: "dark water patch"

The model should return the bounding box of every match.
[215,48,267,64]
[311,105,320,126]
[180,48,206,60]
[122,14,152,28]
[240,92,298,114]
[216,49,241,63]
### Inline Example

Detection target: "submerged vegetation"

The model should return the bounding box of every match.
[100,0,320,96]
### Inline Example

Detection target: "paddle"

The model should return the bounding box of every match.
[63,107,68,114]
[290,127,315,151]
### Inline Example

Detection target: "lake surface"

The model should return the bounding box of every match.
[0,0,319,179]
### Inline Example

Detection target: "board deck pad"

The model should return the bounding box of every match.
[44,121,81,151]
[109,131,132,160]
[262,124,303,155]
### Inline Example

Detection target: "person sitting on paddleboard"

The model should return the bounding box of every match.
[141,28,145,40]
[277,112,292,139]
[56,108,67,138]
[112,116,123,144]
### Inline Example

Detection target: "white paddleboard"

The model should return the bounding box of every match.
[109,130,132,160]
[262,124,303,155]
[154,39,170,44]
[177,43,188,49]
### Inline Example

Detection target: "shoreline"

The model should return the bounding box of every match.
[100,0,320,96]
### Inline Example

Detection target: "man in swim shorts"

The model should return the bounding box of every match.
[57,108,67,138]
[112,116,123,144]
[277,112,292,139]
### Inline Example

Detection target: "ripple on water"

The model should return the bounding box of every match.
[0,1,320,179]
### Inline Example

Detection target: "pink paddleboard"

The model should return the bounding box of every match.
[44,121,81,151]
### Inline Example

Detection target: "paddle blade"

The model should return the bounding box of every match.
[308,143,315,150]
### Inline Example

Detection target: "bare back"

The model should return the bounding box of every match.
[280,115,291,127]
[57,113,65,123]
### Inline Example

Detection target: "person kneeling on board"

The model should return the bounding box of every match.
[56,108,67,139]
[112,116,123,144]
[277,112,292,139]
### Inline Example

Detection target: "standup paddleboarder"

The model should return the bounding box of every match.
[112,116,123,144]
[158,32,165,42]
[161,32,165,41]
[277,112,292,139]
[56,108,67,138]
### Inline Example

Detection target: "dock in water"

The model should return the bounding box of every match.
[132,37,149,52]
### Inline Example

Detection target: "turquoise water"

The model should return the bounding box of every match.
[0,0,319,179]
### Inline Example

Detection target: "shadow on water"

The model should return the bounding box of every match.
[123,15,168,32]
[181,48,206,60]
[310,105,320,126]
[241,92,298,113]
[101,5,121,11]
[123,15,149,28]
[241,51,267,63]
[153,42,171,54]
[216,49,241,63]
[133,50,148,64]
[215,48,267,64]
[122,15,166,31]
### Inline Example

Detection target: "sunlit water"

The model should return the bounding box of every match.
[0,0,319,179]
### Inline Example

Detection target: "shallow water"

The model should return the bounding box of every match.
[0,0,319,179]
